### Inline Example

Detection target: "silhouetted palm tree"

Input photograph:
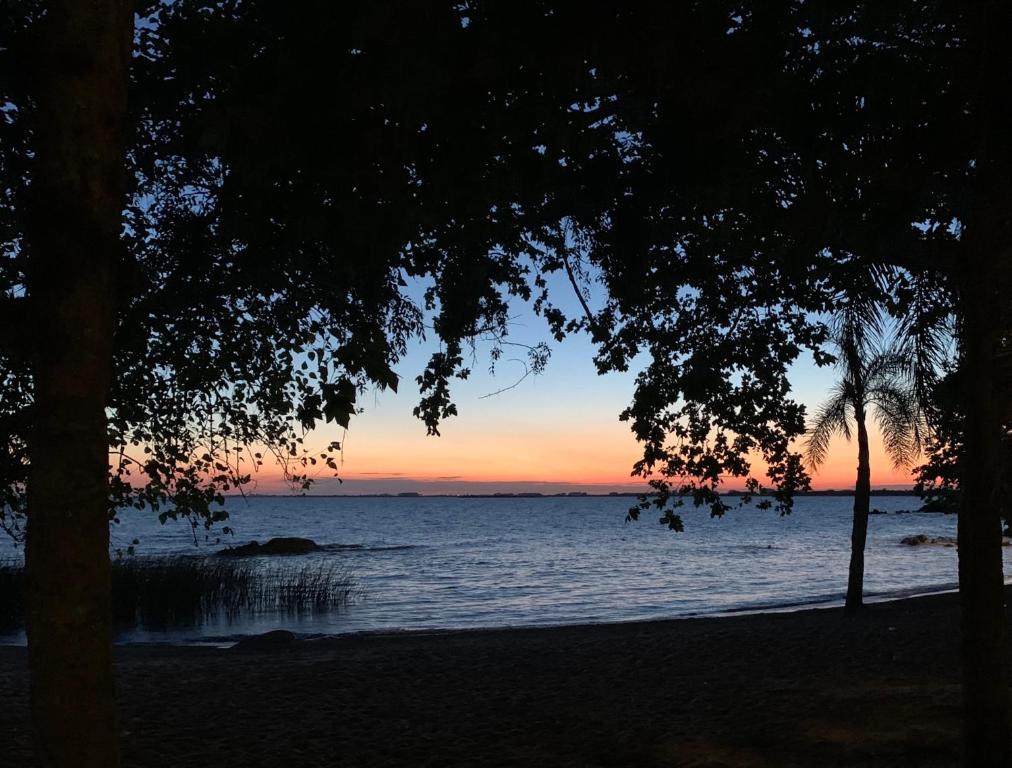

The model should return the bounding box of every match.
[806,307,921,612]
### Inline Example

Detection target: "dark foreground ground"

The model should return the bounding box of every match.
[0,588,1003,767]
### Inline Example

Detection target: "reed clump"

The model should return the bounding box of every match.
[0,556,355,629]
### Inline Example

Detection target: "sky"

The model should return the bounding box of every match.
[247,273,916,496]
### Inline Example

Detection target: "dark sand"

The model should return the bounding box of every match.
[1,588,1004,767]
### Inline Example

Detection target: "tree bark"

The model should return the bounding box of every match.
[24,2,132,767]
[845,404,871,613]
[956,255,1011,768]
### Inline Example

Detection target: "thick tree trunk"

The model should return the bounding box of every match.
[845,406,871,613]
[957,256,1010,768]
[24,3,132,767]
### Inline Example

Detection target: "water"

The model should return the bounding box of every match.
[1,495,973,643]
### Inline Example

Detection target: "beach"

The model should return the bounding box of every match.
[0,587,995,767]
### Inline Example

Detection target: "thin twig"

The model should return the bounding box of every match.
[479,358,532,399]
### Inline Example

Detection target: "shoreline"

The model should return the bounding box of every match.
[0,586,1001,766]
[0,578,971,650]
[0,580,965,649]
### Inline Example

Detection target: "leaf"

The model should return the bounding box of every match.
[322,377,357,429]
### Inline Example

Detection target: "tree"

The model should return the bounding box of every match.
[526,3,1011,762]
[10,2,133,766]
[800,6,1012,756]
[915,363,1012,529]
[805,307,920,611]
[2,4,629,765]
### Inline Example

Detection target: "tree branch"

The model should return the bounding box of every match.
[561,252,598,333]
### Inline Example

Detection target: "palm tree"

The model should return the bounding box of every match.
[805,307,921,612]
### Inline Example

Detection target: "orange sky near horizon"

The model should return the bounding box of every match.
[248,434,915,494]
[245,400,916,495]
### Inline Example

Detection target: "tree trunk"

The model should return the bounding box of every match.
[24,3,132,767]
[956,256,1010,768]
[845,404,871,613]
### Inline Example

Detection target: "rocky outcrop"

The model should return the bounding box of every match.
[901,534,957,547]
[900,535,1012,547]
[219,537,322,557]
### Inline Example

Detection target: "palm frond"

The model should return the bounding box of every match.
[864,350,913,388]
[804,389,851,471]
[834,292,886,357]
[868,381,922,470]
[889,270,956,427]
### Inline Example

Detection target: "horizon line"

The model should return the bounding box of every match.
[232,487,919,498]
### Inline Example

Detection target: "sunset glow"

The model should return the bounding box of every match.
[247,424,915,495]
[243,334,918,496]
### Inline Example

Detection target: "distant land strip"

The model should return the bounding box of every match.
[238,489,918,499]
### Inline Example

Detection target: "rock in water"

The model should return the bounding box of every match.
[900,534,957,547]
[901,534,1012,547]
[219,536,322,556]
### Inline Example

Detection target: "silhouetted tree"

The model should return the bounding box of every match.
[800,7,1012,759]
[529,4,1011,762]
[0,2,134,767]
[1,4,627,765]
[805,307,920,611]
[915,368,1012,533]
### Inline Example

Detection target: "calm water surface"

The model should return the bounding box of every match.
[1,495,973,642]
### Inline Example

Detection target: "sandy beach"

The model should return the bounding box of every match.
[0,588,998,767]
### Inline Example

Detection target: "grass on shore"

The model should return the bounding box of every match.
[0,556,356,629]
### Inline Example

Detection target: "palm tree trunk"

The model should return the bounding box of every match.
[24,2,131,766]
[845,403,871,612]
